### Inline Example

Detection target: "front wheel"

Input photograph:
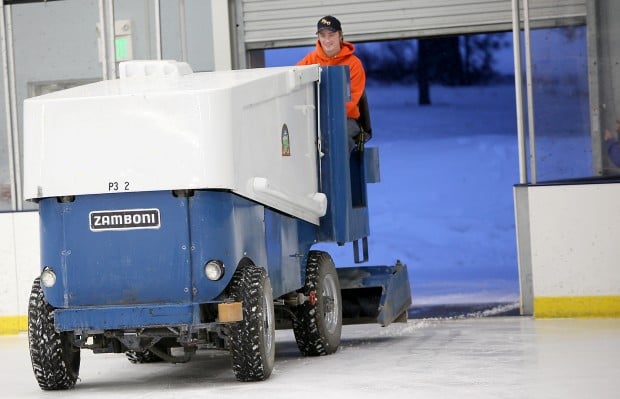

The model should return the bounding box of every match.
[229,265,275,381]
[28,278,80,390]
[293,250,342,356]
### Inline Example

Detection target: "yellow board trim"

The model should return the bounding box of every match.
[0,316,28,335]
[534,295,620,318]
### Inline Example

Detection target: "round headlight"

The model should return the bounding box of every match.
[40,267,57,288]
[204,260,224,281]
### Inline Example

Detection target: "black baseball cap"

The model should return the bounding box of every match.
[316,16,342,33]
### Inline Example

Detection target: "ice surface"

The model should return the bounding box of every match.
[2,317,619,398]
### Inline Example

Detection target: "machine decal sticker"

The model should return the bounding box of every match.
[281,123,290,156]
[89,208,160,231]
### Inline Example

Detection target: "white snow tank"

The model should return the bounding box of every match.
[23,61,326,224]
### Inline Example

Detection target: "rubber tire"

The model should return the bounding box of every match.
[28,278,80,390]
[293,250,343,356]
[229,265,275,381]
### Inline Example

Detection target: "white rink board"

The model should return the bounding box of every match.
[525,183,620,297]
[23,62,325,224]
[0,212,39,319]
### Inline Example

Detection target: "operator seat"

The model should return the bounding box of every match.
[356,91,372,143]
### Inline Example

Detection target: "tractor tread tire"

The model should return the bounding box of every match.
[229,265,275,382]
[293,250,342,356]
[28,278,80,390]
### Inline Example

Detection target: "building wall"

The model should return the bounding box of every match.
[236,0,587,49]
[0,211,38,334]
[0,0,217,212]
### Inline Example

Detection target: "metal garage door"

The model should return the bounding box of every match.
[231,0,587,66]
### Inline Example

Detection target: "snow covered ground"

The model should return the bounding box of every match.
[315,82,523,305]
[321,79,589,306]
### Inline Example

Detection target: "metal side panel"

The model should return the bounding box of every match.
[318,66,370,244]
[189,190,317,300]
[513,185,533,316]
[38,191,192,308]
[54,303,199,331]
[364,147,380,184]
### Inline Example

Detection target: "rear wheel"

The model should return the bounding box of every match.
[229,265,275,381]
[28,278,80,390]
[293,250,342,356]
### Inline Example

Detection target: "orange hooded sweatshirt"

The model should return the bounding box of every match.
[297,40,366,120]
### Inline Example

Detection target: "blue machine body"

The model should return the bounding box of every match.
[37,66,411,332]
